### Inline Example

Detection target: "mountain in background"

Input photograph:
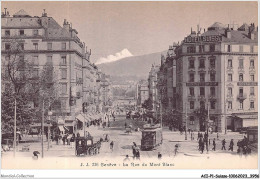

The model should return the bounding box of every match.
[97,51,166,81]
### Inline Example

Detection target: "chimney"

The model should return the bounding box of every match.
[204,28,205,32]
[90,49,92,55]
[42,9,47,17]
[248,23,255,40]
[191,27,192,34]
[225,24,231,38]
[63,19,70,31]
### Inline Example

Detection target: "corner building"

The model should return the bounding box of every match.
[175,22,258,132]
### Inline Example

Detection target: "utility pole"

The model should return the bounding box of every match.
[41,99,44,158]
[185,101,187,140]
[206,101,210,152]
[13,97,17,157]
[160,100,162,128]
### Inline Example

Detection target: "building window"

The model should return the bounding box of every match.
[61,69,67,79]
[210,58,215,68]
[47,56,52,63]
[250,75,254,81]
[200,87,205,96]
[250,87,254,96]
[210,87,215,96]
[210,73,215,82]
[190,101,194,109]
[228,74,232,81]
[199,45,205,53]
[189,59,195,69]
[189,87,194,96]
[61,42,66,50]
[189,73,195,82]
[33,29,39,36]
[239,88,243,96]
[250,46,254,53]
[227,45,231,52]
[5,30,10,36]
[61,99,67,109]
[199,58,205,68]
[239,45,243,52]
[200,73,205,82]
[239,59,243,68]
[200,101,205,109]
[19,29,24,36]
[239,73,243,81]
[33,43,38,50]
[47,43,52,50]
[187,46,195,53]
[209,44,215,52]
[239,101,243,109]
[228,59,232,68]
[250,101,254,109]
[33,69,39,77]
[228,87,232,96]
[61,83,67,94]
[61,56,67,65]
[250,59,254,67]
[228,101,232,109]
[33,56,39,65]
[5,43,10,50]
[190,116,195,125]
[19,43,24,50]
[210,101,216,109]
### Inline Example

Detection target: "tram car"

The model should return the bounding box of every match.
[141,124,162,151]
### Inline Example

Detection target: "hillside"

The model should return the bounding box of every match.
[97,51,166,79]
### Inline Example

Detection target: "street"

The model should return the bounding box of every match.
[1,115,252,159]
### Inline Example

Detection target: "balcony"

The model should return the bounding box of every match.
[198,95,206,101]
[187,95,196,101]
[208,94,217,100]
[237,93,247,101]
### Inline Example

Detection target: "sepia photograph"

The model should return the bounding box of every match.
[0,0,259,178]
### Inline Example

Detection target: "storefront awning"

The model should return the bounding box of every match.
[231,113,258,119]
[58,126,65,132]
[76,114,85,123]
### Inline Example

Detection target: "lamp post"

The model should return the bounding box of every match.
[185,101,188,140]
[47,111,53,150]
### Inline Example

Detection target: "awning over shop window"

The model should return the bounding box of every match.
[76,114,85,123]
[231,114,258,119]
[58,126,65,132]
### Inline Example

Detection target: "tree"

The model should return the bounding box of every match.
[142,98,153,110]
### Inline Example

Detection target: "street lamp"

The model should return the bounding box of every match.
[47,111,53,150]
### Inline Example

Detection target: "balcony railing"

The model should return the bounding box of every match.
[237,93,247,101]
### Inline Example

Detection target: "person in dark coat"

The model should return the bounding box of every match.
[132,142,137,159]
[201,139,205,154]
[110,141,114,151]
[228,139,234,151]
[221,139,226,150]
[212,138,216,151]
[158,152,162,160]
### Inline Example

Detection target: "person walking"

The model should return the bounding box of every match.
[228,139,234,152]
[221,139,226,150]
[212,138,216,151]
[110,141,114,151]
[132,142,137,159]
[158,152,162,160]
[174,144,179,156]
[201,139,205,154]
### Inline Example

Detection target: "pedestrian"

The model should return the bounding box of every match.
[110,141,114,151]
[212,138,216,151]
[174,144,179,156]
[217,132,219,140]
[123,155,130,162]
[197,132,200,140]
[132,142,137,159]
[209,139,211,146]
[201,140,205,154]
[190,132,193,140]
[228,139,234,152]
[158,152,162,160]
[221,139,226,150]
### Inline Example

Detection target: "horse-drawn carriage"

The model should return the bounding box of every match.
[75,136,101,156]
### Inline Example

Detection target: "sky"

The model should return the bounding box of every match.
[1,1,258,64]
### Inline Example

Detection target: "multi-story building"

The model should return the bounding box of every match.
[136,80,149,106]
[148,64,160,111]
[175,22,258,132]
[1,9,109,133]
